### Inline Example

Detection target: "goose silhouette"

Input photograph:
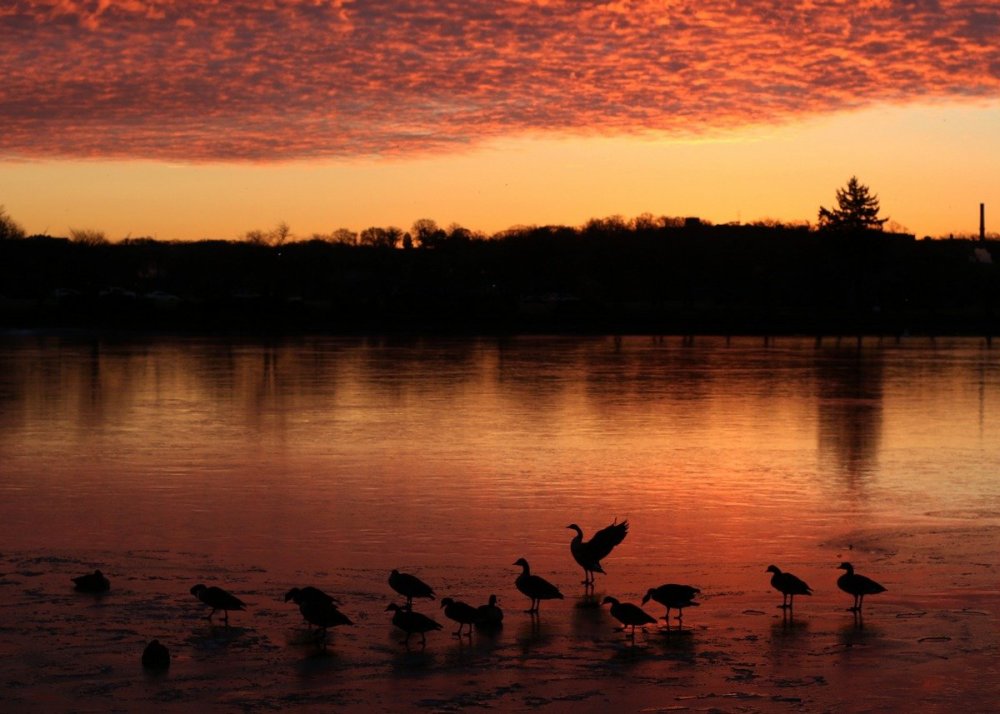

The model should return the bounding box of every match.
[475,594,504,629]
[299,597,352,645]
[602,596,656,638]
[567,520,628,586]
[190,584,246,626]
[837,562,886,613]
[388,570,435,608]
[766,565,812,609]
[72,570,110,593]
[386,603,442,647]
[641,583,700,627]
[514,558,564,613]
[285,586,338,628]
[141,639,170,670]
[440,597,479,637]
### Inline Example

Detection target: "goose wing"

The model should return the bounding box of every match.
[776,572,812,595]
[404,610,443,633]
[519,574,564,600]
[617,602,657,626]
[204,586,247,610]
[852,574,887,595]
[651,583,699,606]
[390,570,436,599]
[302,599,352,627]
[583,520,628,561]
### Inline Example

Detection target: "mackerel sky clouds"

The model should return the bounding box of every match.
[4,0,1000,160]
[2,1,999,237]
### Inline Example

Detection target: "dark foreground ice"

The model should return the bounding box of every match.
[1,524,998,713]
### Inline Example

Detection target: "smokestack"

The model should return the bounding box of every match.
[981,203,986,242]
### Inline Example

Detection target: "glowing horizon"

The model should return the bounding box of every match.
[2,1,999,239]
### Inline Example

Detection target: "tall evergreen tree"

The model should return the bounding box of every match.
[818,176,888,232]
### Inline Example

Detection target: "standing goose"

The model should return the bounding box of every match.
[602,596,657,639]
[388,570,435,608]
[475,594,504,629]
[766,565,812,609]
[190,584,247,626]
[72,570,110,593]
[567,520,629,586]
[440,597,479,637]
[514,558,564,613]
[641,584,700,627]
[386,603,442,647]
[285,586,339,628]
[837,562,886,613]
[299,597,352,646]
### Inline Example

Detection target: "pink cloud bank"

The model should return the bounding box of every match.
[2,0,998,160]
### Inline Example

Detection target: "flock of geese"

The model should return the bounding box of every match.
[70,519,888,666]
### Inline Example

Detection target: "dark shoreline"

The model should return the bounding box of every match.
[3,225,998,338]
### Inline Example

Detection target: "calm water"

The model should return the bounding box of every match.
[2,334,998,575]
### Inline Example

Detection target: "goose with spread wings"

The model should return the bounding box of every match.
[567,519,628,586]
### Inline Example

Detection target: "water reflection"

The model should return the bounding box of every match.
[0,335,998,577]
[816,346,884,484]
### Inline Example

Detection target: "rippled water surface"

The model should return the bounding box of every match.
[2,334,999,711]
[3,335,998,570]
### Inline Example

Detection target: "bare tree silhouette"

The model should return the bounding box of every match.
[0,206,26,240]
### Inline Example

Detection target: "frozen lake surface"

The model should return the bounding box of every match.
[1,335,999,711]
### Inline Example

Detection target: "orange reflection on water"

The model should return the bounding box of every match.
[1,335,998,586]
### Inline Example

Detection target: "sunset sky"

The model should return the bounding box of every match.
[2,0,999,240]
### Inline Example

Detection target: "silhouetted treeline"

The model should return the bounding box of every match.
[1,223,997,335]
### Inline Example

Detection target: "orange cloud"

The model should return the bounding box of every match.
[2,0,998,160]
